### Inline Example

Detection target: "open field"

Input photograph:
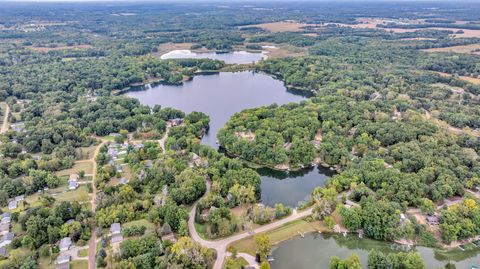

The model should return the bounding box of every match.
[333,17,480,38]
[76,145,98,160]
[423,44,480,54]
[434,71,480,86]
[54,185,90,203]
[56,161,93,177]
[230,219,326,256]
[240,21,318,32]
[27,44,92,52]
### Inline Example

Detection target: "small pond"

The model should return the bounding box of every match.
[258,166,334,208]
[160,50,267,64]
[271,233,480,269]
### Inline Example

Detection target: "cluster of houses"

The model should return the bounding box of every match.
[107,142,130,184]
[68,174,79,191]
[56,237,73,269]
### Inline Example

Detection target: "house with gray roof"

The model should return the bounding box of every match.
[0,223,9,236]
[1,213,11,224]
[7,200,17,210]
[0,233,13,248]
[56,253,71,264]
[59,237,72,252]
[110,223,121,236]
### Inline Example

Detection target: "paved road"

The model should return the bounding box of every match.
[188,182,313,269]
[0,104,9,134]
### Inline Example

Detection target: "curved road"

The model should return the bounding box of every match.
[188,185,313,269]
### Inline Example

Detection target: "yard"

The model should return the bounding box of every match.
[230,219,326,256]
[56,162,93,177]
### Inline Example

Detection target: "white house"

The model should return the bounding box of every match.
[1,213,11,224]
[68,181,78,191]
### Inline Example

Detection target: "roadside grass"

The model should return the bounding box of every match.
[230,219,325,256]
[56,162,93,177]
[224,257,248,269]
[71,260,88,269]
[101,135,115,142]
[195,223,208,239]
[78,248,89,257]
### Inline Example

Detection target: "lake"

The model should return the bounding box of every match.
[160,50,267,64]
[126,71,307,147]
[258,166,335,208]
[127,71,331,207]
[271,233,480,269]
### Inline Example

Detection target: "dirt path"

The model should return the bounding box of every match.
[88,139,107,269]
[158,125,171,152]
[188,181,313,269]
[0,105,9,134]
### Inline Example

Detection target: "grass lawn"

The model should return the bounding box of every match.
[230,219,325,256]
[224,257,248,269]
[38,256,55,269]
[101,135,115,142]
[123,219,157,234]
[54,185,90,203]
[195,223,208,239]
[56,162,93,177]
[78,248,89,257]
[71,260,88,269]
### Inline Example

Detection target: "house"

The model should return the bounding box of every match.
[144,160,153,169]
[169,118,184,127]
[10,122,25,133]
[110,223,121,236]
[1,213,11,224]
[59,237,72,252]
[426,215,440,226]
[0,223,10,236]
[110,234,124,244]
[8,200,17,210]
[68,181,78,191]
[69,174,79,182]
[161,233,176,243]
[119,177,129,185]
[0,233,13,248]
[56,253,71,264]
[14,195,24,202]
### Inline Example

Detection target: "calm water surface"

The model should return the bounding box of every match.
[126,71,307,147]
[160,50,267,64]
[272,233,480,269]
[127,71,331,207]
[258,166,334,208]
